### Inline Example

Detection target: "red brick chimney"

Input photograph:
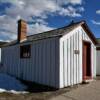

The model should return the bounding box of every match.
[18,19,27,42]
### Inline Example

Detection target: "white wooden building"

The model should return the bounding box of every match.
[0,41,7,62]
[1,20,98,88]
[96,39,100,75]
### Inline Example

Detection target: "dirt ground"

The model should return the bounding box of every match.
[0,83,78,100]
[0,88,74,100]
[0,78,99,100]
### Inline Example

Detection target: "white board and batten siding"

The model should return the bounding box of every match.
[1,26,96,89]
[59,26,96,88]
[96,50,100,75]
[0,48,1,63]
[2,37,60,88]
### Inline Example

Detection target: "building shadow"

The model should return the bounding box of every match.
[21,80,58,93]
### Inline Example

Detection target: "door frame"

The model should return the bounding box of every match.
[82,40,92,81]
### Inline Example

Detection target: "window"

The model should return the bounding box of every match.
[20,45,31,58]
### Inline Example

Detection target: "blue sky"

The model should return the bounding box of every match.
[0,0,100,41]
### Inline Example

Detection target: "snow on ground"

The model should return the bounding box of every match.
[0,89,28,94]
[0,73,27,94]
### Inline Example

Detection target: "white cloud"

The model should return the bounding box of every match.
[0,15,17,41]
[0,0,82,5]
[59,8,81,17]
[0,0,84,41]
[0,0,84,19]
[68,0,82,4]
[96,10,100,14]
[0,15,17,34]
[4,0,84,19]
[59,6,83,17]
[52,0,82,5]
[28,23,54,35]
[0,14,54,41]
[91,20,100,25]
[77,7,85,12]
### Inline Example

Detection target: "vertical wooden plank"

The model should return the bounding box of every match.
[37,41,40,83]
[28,46,31,81]
[63,40,67,86]
[91,45,93,78]
[71,36,74,85]
[30,42,34,82]
[68,38,70,86]
[44,39,47,85]
[25,58,27,80]
[31,44,33,81]
[37,42,39,82]
[43,40,47,85]
[46,39,49,85]
[60,38,64,88]
[50,38,52,86]
[75,32,78,84]
[51,38,56,87]
[48,39,51,86]
[40,40,43,84]
[34,43,36,81]
[63,40,66,87]
[39,41,42,83]
[17,45,20,78]
[66,39,68,86]
[94,47,96,77]
[76,32,78,83]
[55,37,59,88]
[35,42,38,82]
[70,37,72,85]
[77,31,81,83]
[41,40,44,84]
[76,32,79,84]
[23,58,26,80]
[73,33,77,84]
[72,36,74,85]
[53,38,56,87]
[79,30,82,83]
[34,42,36,82]
[67,39,69,86]
[14,46,17,77]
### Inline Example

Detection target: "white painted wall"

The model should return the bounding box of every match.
[1,26,96,88]
[59,26,96,88]
[96,50,100,75]
[1,37,60,88]
[0,48,1,63]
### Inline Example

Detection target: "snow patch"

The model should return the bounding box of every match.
[0,89,28,94]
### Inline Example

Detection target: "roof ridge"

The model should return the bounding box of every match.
[1,20,89,47]
[27,20,84,38]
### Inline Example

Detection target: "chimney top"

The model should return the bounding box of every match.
[18,19,27,23]
[18,19,27,42]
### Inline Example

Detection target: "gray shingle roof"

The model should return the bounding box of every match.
[0,41,7,47]
[27,21,84,41]
[1,20,97,47]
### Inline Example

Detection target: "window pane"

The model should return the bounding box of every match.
[20,45,31,58]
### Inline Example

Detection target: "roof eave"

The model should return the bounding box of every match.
[81,22,98,45]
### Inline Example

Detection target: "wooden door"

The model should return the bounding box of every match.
[83,41,92,80]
